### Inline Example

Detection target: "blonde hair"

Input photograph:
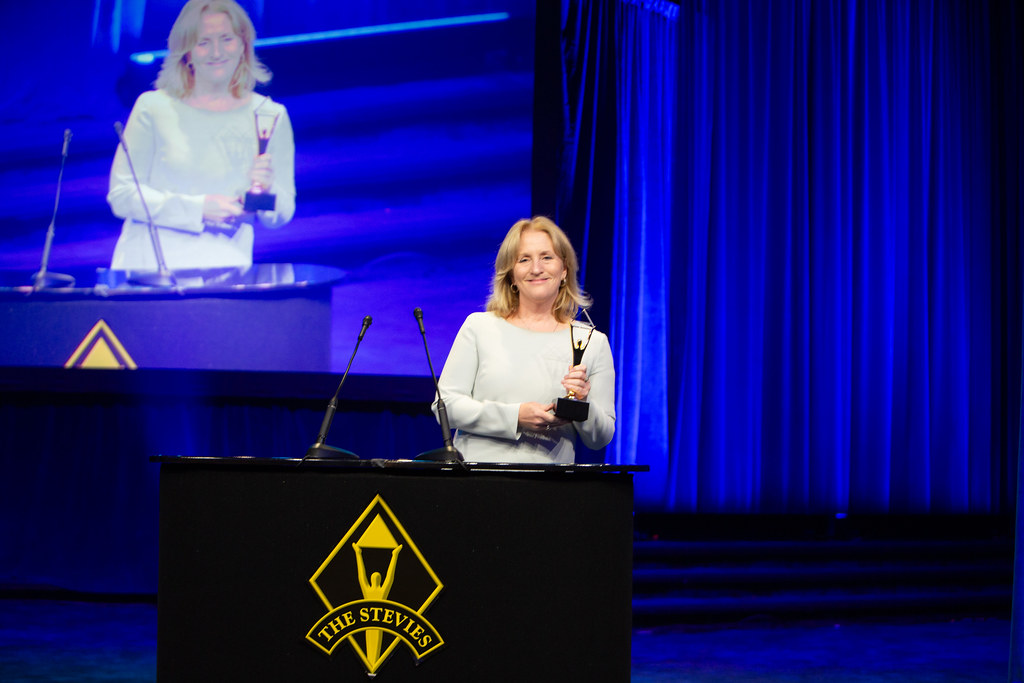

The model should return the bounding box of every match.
[486,216,592,322]
[155,0,271,99]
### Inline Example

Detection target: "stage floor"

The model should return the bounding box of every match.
[0,599,1009,682]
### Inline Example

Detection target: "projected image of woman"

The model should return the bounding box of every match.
[434,216,615,463]
[107,0,295,272]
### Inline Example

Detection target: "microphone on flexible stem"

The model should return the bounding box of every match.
[303,315,372,461]
[113,121,175,288]
[31,128,76,290]
[413,307,464,462]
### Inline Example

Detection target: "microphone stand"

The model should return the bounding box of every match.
[114,121,175,288]
[413,307,464,463]
[303,316,372,461]
[32,129,76,290]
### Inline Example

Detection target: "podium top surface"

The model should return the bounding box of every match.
[151,455,649,474]
[0,263,344,299]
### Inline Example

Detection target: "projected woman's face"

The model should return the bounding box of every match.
[190,12,243,92]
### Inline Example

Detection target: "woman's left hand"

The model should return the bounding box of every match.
[249,153,274,189]
[561,364,591,401]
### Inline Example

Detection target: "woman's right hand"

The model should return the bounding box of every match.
[203,194,243,223]
[249,153,274,190]
[518,401,562,433]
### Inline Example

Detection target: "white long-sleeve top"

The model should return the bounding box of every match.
[107,89,295,271]
[434,311,616,463]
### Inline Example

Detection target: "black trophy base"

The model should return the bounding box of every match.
[243,190,276,212]
[303,442,359,460]
[555,396,590,422]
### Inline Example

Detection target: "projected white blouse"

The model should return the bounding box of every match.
[107,89,295,271]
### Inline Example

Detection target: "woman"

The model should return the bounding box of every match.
[435,216,616,463]
[107,0,295,273]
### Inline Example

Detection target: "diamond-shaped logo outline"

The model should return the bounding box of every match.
[306,494,445,673]
[309,494,443,614]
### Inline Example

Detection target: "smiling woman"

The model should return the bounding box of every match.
[106,0,295,273]
[433,216,616,464]
[188,13,245,100]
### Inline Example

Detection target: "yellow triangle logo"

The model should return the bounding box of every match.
[357,514,401,548]
[64,319,138,369]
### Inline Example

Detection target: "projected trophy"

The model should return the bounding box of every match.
[554,309,596,422]
[243,108,280,212]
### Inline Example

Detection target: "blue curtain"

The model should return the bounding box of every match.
[609,0,676,506]
[557,0,1023,513]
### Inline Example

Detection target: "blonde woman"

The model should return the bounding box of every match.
[434,217,616,463]
[107,0,295,271]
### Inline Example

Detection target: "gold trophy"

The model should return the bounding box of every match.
[243,107,280,212]
[554,309,596,421]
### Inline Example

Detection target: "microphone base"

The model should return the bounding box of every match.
[414,446,464,463]
[31,271,75,289]
[127,269,176,288]
[304,443,360,460]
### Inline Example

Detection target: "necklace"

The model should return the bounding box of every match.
[509,315,561,333]
[185,92,251,112]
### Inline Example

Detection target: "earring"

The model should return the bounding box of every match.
[560,279,566,288]
[511,283,519,294]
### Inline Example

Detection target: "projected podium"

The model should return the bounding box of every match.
[0,264,342,372]
[154,456,641,681]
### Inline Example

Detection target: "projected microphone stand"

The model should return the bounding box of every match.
[32,129,75,290]
[114,121,175,288]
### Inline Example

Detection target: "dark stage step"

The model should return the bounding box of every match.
[631,516,1014,625]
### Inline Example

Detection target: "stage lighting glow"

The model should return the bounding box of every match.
[129,12,512,65]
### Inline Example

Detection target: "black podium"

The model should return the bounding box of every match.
[154,456,641,682]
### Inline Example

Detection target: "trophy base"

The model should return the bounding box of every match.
[243,191,276,212]
[554,396,590,421]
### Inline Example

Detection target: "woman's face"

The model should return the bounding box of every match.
[512,229,566,309]
[189,12,243,92]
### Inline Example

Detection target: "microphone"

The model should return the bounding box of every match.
[303,315,372,460]
[413,307,464,462]
[114,121,175,288]
[31,128,76,290]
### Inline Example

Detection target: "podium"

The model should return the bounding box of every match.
[0,263,342,372]
[154,456,641,681]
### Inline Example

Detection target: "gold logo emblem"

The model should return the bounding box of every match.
[306,494,445,674]
[65,319,137,369]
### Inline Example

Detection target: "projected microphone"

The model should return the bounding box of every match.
[31,128,76,290]
[303,315,372,461]
[413,307,464,462]
[114,121,175,288]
